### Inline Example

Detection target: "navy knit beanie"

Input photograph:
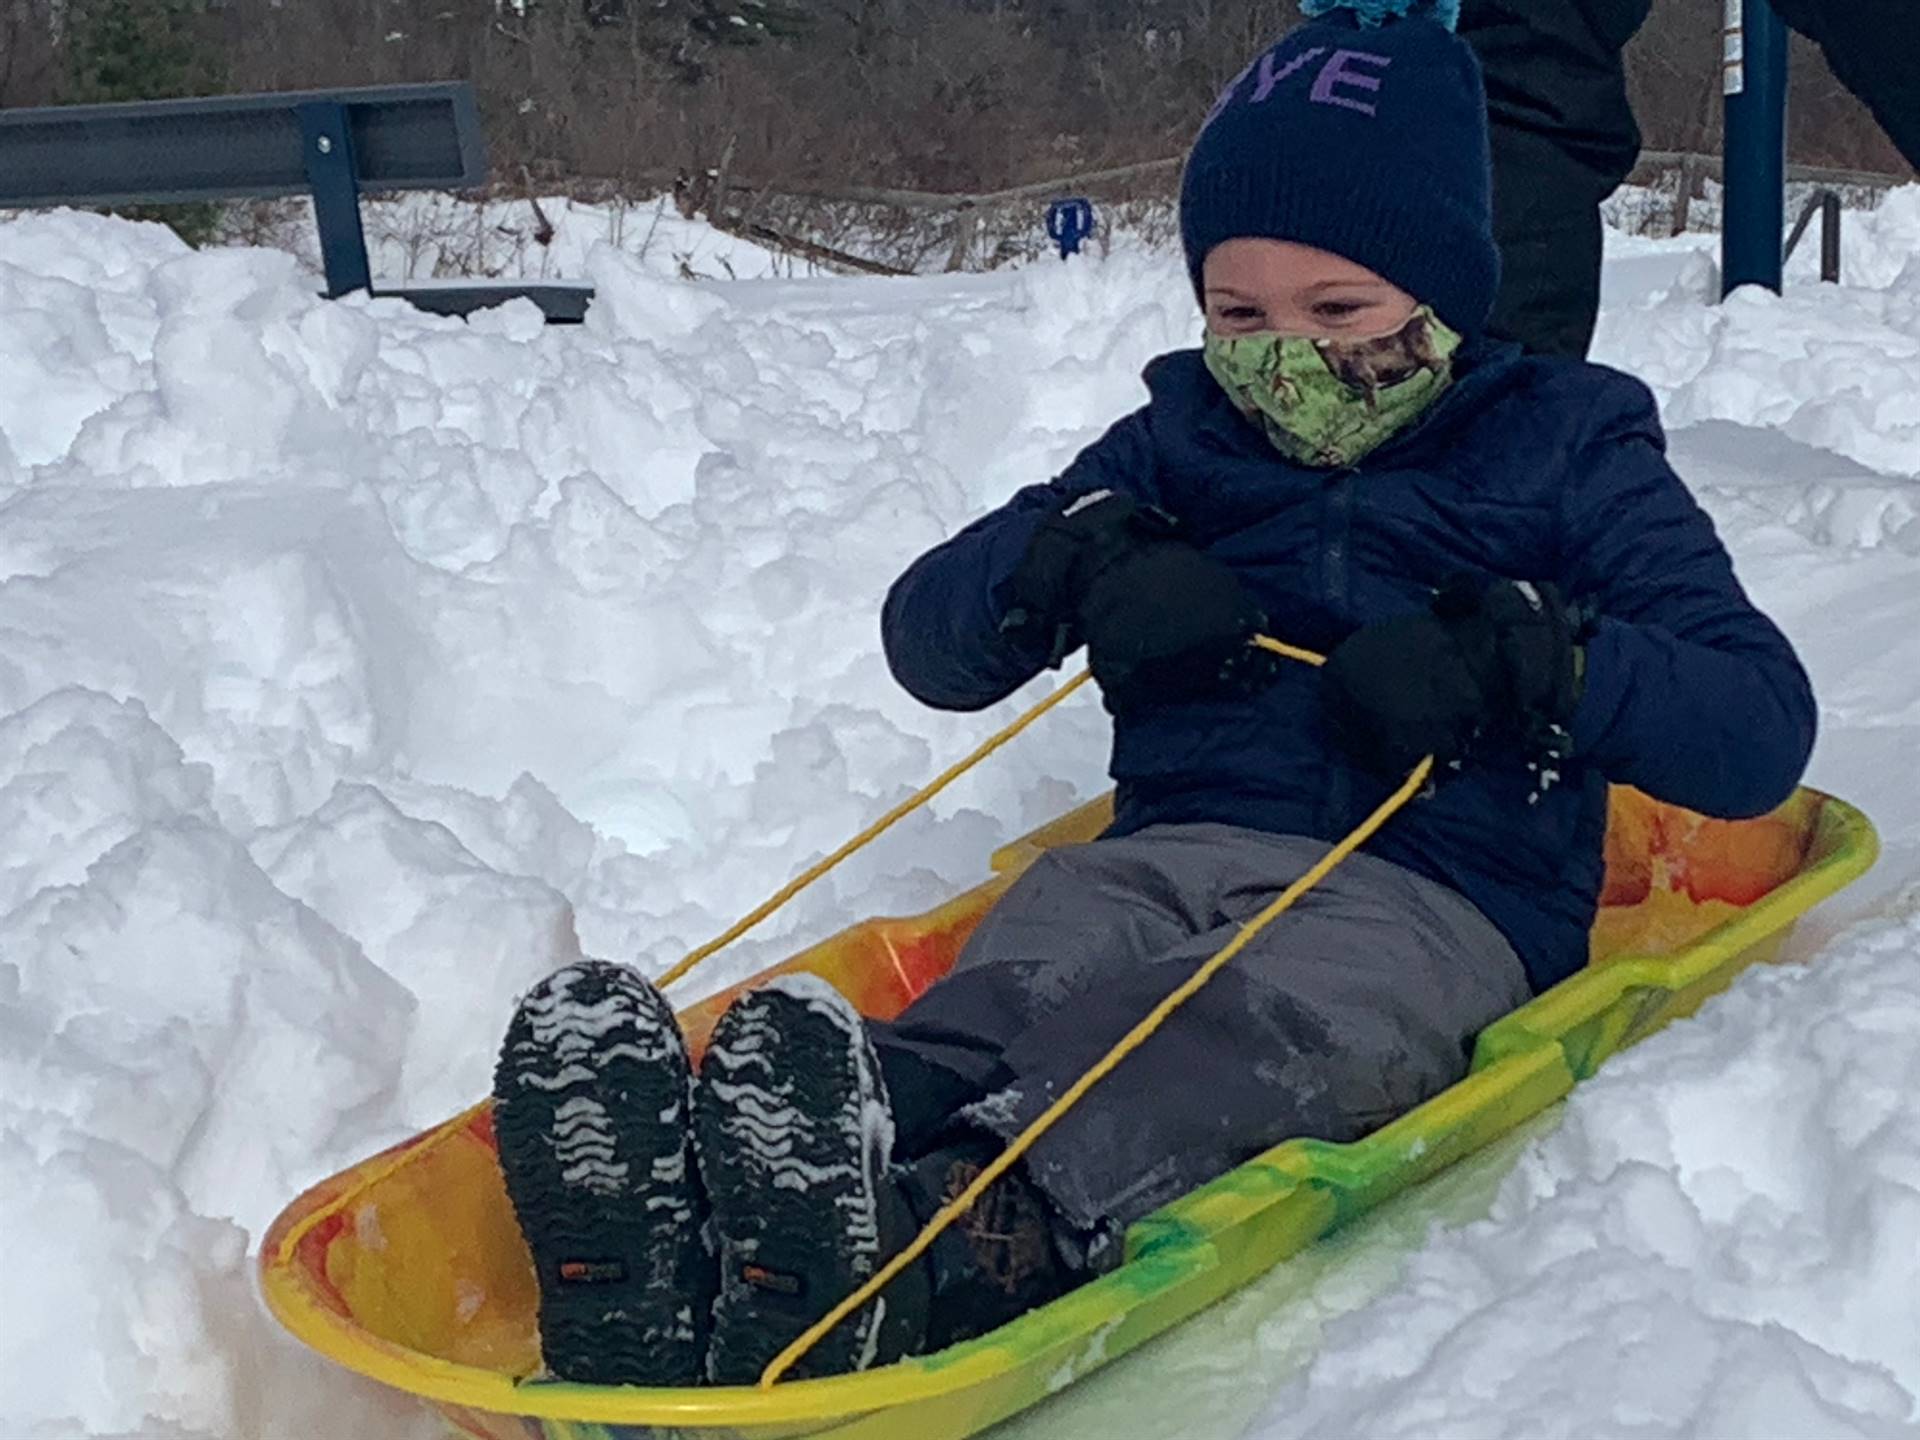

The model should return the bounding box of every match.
[1180,0,1501,337]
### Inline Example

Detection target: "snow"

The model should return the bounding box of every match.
[1236,897,1920,1440]
[2,188,1919,1440]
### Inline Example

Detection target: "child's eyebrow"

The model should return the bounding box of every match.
[1206,281,1387,300]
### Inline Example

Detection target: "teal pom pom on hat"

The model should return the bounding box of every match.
[1299,0,1462,30]
[1180,0,1500,336]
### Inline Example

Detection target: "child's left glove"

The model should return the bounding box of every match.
[1320,576,1585,778]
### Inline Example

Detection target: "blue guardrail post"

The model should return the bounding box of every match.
[1722,0,1788,297]
[297,100,374,299]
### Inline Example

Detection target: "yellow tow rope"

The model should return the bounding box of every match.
[654,633,1431,1388]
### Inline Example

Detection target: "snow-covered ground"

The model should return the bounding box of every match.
[2,188,1918,1440]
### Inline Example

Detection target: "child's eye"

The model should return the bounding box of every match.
[1312,300,1372,321]
[1219,305,1264,322]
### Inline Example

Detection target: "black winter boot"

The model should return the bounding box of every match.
[492,960,715,1386]
[694,977,931,1384]
[896,1140,1074,1352]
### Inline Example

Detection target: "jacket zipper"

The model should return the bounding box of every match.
[1320,467,1357,837]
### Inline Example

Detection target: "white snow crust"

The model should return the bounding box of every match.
[3,190,1920,1439]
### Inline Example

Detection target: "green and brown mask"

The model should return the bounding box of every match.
[1203,306,1463,468]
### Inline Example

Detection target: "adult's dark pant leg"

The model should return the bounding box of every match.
[1771,0,1920,171]
[1459,0,1654,358]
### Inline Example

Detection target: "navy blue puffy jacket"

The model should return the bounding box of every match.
[881,342,1816,991]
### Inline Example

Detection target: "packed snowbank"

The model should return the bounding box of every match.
[2,190,1918,1439]
[1597,187,1920,479]
[1247,895,1920,1440]
[0,203,1169,1439]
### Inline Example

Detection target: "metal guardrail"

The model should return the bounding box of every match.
[1636,148,1909,193]
[1784,189,1843,282]
[0,83,487,210]
[0,84,593,322]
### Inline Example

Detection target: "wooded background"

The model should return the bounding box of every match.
[2,0,1910,198]
[1,0,1908,278]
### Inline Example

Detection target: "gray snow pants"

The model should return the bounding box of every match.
[868,824,1531,1243]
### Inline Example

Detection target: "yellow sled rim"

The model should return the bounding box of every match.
[261,787,1877,1439]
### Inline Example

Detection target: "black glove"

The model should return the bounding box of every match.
[1321,576,1584,776]
[995,491,1280,715]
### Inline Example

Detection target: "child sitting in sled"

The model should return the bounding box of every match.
[492,0,1815,1388]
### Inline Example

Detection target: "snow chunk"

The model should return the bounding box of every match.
[2,819,411,1234]
[252,784,583,1125]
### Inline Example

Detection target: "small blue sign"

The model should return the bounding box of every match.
[1046,197,1096,259]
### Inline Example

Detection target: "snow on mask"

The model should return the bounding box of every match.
[1203,305,1462,468]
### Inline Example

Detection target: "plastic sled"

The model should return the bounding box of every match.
[262,784,1877,1440]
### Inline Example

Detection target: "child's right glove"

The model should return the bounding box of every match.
[995,490,1281,716]
[1320,576,1584,777]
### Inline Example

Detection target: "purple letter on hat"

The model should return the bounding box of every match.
[1250,45,1328,104]
[1310,50,1392,116]
[1199,57,1257,130]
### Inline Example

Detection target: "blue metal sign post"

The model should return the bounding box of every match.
[1046,197,1096,260]
[1722,0,1789,296]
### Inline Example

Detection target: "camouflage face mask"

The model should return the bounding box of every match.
[1203,306,1464,468]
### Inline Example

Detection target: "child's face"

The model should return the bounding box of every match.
[1203,238,1419,341]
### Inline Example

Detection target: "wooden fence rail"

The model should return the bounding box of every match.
[530,149,1910,277]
